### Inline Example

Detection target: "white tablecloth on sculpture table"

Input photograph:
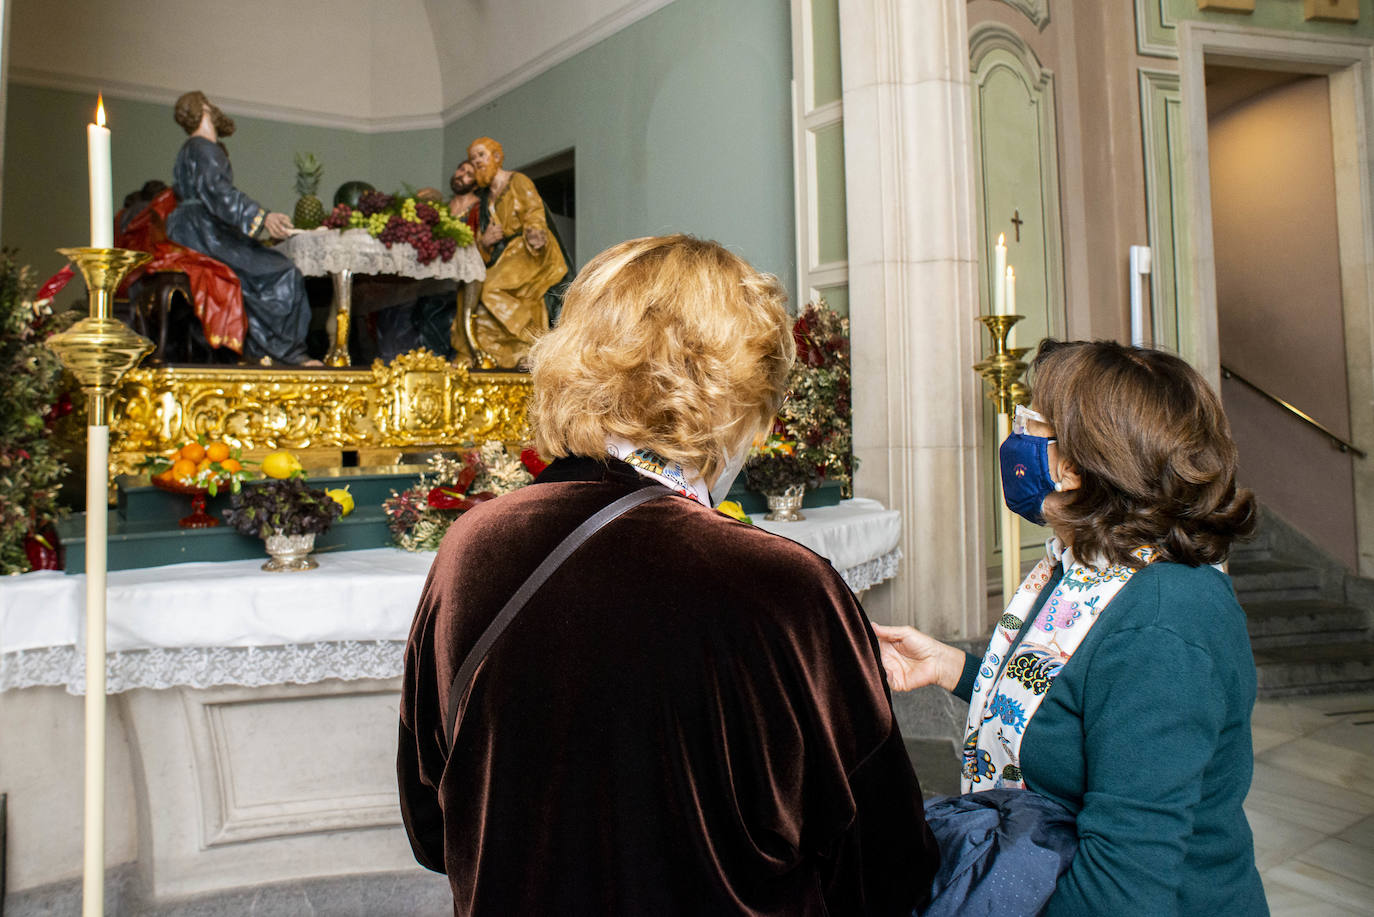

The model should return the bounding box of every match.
[277,228,485,282]
[0,499,901,695]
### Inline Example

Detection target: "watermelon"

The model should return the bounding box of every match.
[333,180,376,209]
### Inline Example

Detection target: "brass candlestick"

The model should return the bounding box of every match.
[44,246,152,917]
[973,314,1031,415]
[47,247,155,423]
[975,314,1031,605]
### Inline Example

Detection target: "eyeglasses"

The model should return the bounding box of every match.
[1011,403,1052,438]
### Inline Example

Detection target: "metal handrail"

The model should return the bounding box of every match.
[1220,364,1366,458]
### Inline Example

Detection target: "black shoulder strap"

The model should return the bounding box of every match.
[442,484,672,755]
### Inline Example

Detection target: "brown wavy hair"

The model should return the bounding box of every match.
[528,235,794,480]
[173,91,235,137]
[1031,339,1256,567]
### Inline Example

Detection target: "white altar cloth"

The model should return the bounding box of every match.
[278,228,484,282]
[0,499,900,694]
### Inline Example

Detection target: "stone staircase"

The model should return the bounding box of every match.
[1234,508,1374,696]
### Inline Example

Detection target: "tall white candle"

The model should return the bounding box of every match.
[994,233,1007,315]
[1006,266,1017,348]
[87,95,112,248]
[82,423,109,917]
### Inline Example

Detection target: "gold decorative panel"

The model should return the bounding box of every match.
[110,349,531,477]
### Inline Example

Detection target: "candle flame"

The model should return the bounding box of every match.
[1007,266,1015,279]
[95,94,106,127]
[997,232,1005,246]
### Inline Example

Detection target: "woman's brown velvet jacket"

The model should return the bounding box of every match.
[399,457,939,915]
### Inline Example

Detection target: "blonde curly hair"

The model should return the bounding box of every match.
[528,235,794,480]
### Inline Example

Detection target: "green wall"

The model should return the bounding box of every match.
[3,0,796,294]
[1,85,444,281]
[443,0,796,292]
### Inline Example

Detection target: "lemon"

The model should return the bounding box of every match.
[325,486,355,516]
[716,500,752,524]
[261,451,303,479]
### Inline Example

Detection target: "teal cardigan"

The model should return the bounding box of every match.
[954,562,1268,917]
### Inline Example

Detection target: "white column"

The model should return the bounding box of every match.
[840,0,986,636]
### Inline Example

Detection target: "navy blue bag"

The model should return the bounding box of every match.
[918,789,1078,917]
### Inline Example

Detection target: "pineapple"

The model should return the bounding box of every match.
[292,152,325,229]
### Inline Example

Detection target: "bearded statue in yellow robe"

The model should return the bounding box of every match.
[458,137,569,369]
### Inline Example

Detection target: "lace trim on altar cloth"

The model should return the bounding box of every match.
[839,548,902,595]
[277,228,485,282]
[0,640,406,695]
[0,553,900,694]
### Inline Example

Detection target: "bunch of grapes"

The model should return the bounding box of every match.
[357,190,396,216]
[377,214,452,264]
[321,203,353,229]
[415,201,441,226]
[400,198,421,223]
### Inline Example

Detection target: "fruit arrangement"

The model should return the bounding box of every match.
[320,191,474,265]
[145,438,250,496]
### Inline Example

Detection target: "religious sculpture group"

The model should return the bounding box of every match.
[100,95,573,470]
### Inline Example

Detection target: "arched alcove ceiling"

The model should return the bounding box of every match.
[8,0,675,132]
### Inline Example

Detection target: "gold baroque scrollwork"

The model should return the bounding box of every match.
[111,349,531,475]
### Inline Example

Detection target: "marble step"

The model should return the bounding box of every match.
[1251,640,1374,697]
[1228,557,1327,603]
[1244,599,1370,649]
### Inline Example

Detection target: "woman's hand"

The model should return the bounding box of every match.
[870,623,965,693]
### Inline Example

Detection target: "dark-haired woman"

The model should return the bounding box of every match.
[876,339,1267,916]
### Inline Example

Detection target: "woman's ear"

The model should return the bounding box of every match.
[1054,459,1081,493]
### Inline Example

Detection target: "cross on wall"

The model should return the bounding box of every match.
[1010,210,1024,242]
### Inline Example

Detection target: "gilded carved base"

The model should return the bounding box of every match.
[111,349,531,478]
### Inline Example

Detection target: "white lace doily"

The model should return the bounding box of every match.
[0,640,406,695]
[0,555,900,695]
[278,228,485,282]
[839,549,902,594]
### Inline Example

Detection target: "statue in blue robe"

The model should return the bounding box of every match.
[165,91,314,365]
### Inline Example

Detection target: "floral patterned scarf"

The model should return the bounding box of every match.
[604,439,710,506]
[961,539,1156,793]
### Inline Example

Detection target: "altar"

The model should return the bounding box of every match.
[0,501,900,911]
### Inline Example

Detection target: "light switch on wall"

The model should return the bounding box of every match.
[1305,0,1359,22]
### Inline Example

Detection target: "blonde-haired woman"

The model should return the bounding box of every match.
[399,235,940,916]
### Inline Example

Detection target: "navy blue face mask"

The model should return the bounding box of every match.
[999,430,1061,526]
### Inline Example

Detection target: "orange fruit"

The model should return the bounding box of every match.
[220,458,242,473]
[205,442,231,463]
[197,458,213,473]
[170,458,197,481]
[179,442,206,463]
[153,469,174,484]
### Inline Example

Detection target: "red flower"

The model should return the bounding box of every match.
[24,532,59,571]
[452,464,478,494]
[520,448,548,476]
[35,265,76,304]
[427,486,473,511]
